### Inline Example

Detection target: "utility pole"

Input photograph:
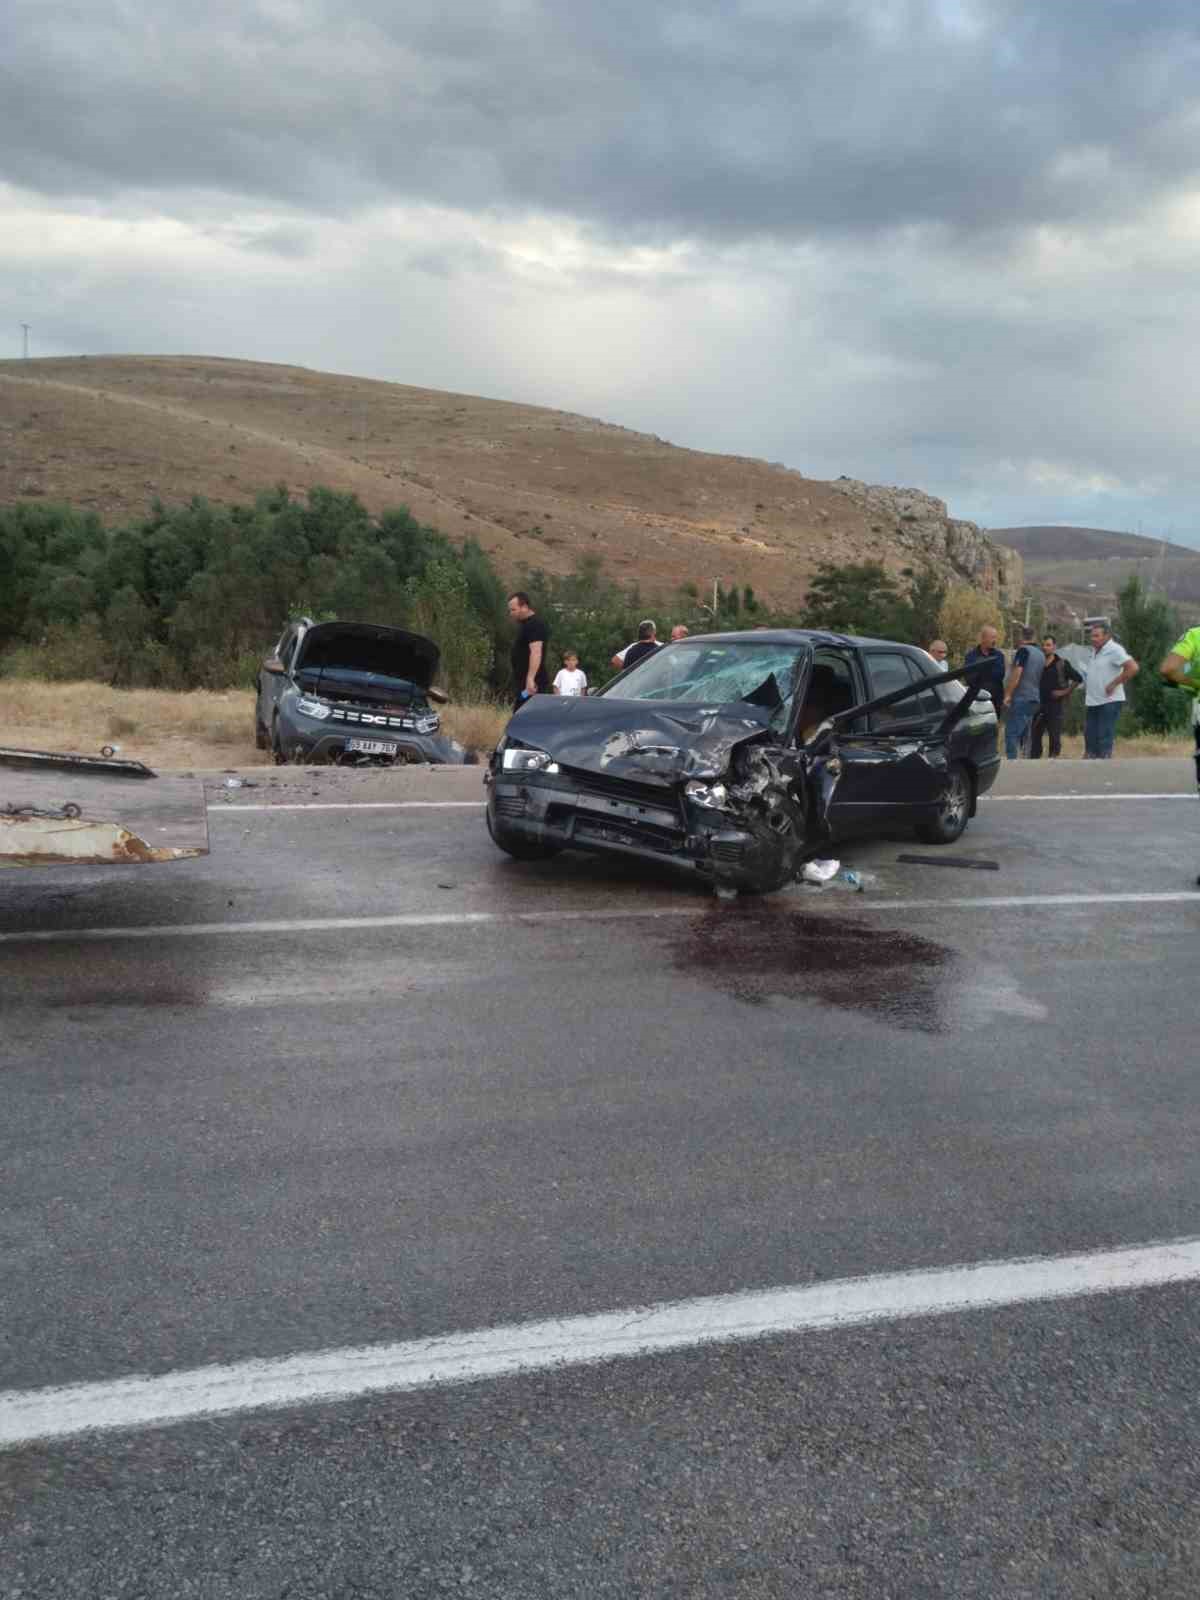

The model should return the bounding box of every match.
[21,323,30,359]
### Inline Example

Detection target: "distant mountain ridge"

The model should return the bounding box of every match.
[0,354,1021,613]
[996,524,1200,618]
[994,525,1200,562]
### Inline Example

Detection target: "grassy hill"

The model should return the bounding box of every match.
[993,525,1200,619]
[1,354,1004,612]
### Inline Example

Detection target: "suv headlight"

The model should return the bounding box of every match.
[501,745,556,773]
[296,696,331,720]
[413,713,440,735]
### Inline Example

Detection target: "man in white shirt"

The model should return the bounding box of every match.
[1083,621,1138,758]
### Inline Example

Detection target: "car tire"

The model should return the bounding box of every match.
[915,761,972,844]
[486,806,561,861]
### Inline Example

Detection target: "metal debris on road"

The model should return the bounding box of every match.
[896,854,1000,871]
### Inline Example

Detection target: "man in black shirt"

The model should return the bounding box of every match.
[1030,634,1081,759]
[964,624,1005,711]
[622,620,661,672]
[508,592,550,711]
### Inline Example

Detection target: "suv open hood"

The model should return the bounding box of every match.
[507,694,780,783]
[295,623,440,689]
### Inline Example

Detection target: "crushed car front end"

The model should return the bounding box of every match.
[485,654,813,894]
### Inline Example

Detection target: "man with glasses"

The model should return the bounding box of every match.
[1030,634,1081,759]
[925,639,949,666]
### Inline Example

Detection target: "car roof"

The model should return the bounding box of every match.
[675,628,922,651]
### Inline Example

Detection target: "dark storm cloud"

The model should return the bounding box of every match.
[5,0,1200,241]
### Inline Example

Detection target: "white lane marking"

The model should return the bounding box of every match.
[4,1234,1200,1450]
[208,801,484,812]
[0,906,694,945]
[3,890,1199,947]
[988,793,1192,802]
[855,892,1200,913]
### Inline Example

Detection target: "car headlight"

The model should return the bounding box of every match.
[501,745,556,773]
[296,696,332,720]
[685,779,728,809]
[414,714,440,735]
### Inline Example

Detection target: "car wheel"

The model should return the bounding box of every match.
[915,761,972,844]
[271,717,289,766]
[486,805,561,861]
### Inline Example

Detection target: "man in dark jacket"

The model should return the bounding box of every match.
[964,625,1005,712]
[1030,635,1081,759]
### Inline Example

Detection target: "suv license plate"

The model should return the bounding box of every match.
[345,738,394,755]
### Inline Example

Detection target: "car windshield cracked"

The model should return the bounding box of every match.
[600,640,805,733]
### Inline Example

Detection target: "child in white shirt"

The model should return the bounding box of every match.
[552,650,588,697]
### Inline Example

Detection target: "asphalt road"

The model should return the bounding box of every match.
[3,757,1199,1597]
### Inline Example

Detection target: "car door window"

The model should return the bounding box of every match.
[865,652,937,731]
[798,649,862,740]
[278,631,298,671]
[901,656,944,720]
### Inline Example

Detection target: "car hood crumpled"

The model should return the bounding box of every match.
[506,695,776,783]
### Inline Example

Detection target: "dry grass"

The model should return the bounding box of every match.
[1055,732,1193,758]
[0,678,509,769]
[440,699,510,756]
[1,676,1190,770]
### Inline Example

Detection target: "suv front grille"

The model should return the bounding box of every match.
[328,707,425,732]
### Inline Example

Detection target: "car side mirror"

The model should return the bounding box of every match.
[428,685,449,705]
[262,656,286,675]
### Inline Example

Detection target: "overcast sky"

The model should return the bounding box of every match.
[4,0,1200,542]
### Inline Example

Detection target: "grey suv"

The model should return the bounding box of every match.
[255,619,474,766]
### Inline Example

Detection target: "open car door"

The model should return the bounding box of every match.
[799,664,988,841]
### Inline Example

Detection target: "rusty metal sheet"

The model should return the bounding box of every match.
[0,813,206,867]
[1,760,209,868]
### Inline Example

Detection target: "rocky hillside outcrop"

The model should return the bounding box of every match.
[829,478,1023,606]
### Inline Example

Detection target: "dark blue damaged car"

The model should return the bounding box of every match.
[255,619,475,766]
[485,630,998,896]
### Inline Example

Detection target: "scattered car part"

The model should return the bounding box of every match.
[896,854,1000,871]
[1,748,208,867]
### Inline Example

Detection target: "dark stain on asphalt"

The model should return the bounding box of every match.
[672,901,953,1031]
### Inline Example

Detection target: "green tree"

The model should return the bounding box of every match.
[405,559,493,699]
[802,561,909,637]
[898,565,948,647]
[1114,574,1191,734]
